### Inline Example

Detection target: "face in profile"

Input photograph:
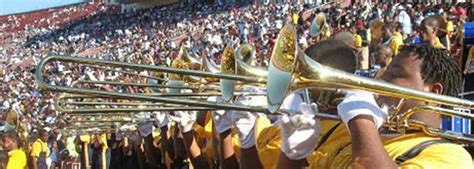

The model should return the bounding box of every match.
[420,22,437,42]
[377,50,433,114]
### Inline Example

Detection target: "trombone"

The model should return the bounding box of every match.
[35,55,271,113]
[265,24,474,142]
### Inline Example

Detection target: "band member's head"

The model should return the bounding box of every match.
[1,131,20,152]
[304,39,358,111]
[420,16,440,42]
[379,45,461,127]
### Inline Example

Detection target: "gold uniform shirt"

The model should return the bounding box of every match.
[307,124,473,169]
[7,149,27,169]
[354,34,363,48]
[256,120,342,169]
[256,119,472,169]
[389,32,404,56]
[31,139,50,157]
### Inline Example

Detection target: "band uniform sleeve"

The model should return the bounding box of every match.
[256,125,281,169]
[100,133,108,149]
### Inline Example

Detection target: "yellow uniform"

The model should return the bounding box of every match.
[307,124,473,168]
[433,37,446,49]
[257,120,341,169]
[389,32,404,56]
[31,139,50,157]
[7,149,27,169]
[99,133,108,169]
[256,118,472,169]
[354,34,362,48]
[79,135,91,168]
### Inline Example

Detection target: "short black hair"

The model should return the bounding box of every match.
[304,39,358,73]
[399,45,461,96]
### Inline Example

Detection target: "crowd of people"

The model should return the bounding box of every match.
[1,0,474,169]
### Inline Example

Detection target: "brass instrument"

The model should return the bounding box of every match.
[266,24,474,142]
[36,55,273,113]
[220,45,267,100]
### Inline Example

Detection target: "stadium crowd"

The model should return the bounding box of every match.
[1,0,473,169]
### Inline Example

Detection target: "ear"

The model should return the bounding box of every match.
[429,82,444,95]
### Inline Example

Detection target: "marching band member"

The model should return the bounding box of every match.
[90,132,108,169]
[205,87,271,169]
[75,132,90,169]
[172,110,211,168]
[215,39,361,169]
[277,45,473,168]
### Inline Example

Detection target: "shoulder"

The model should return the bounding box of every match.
[11,150,27,158]
[33,140,42,147]
[401,143,473,168]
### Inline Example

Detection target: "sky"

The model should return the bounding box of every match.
[0,0,86,16]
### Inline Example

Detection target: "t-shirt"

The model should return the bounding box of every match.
[307,125,473,168]
[432,37,446,49]
[31,139,50,157]
[7,149,27,169]
[354,34,363,48]
[389,32,404,56]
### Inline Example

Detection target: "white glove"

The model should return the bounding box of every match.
[153,111,170,128]
[138,122,154,137]
[170,111,197,133]
[279,102,320,160]
[337,90,389,129]
[209,96,234,133]
[231,95,266,149]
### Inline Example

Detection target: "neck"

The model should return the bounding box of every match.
[410,112,441,129]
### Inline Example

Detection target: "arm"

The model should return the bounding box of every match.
[160,126,175,162]
[182,130,210,169]
[218,130,239,169]
[337,91,397,169]
[30,156,38,169]
[349,116,397,169]
[240,146,263,169]
[30,141,40,169]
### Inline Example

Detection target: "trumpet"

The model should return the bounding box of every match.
[266,24,474,142]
